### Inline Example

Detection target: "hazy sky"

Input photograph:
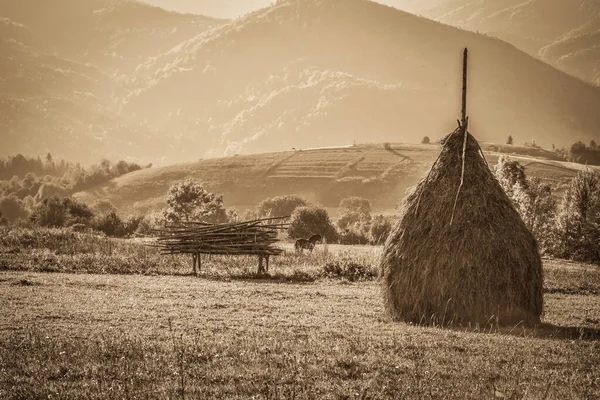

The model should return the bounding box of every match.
[140,0,414,19]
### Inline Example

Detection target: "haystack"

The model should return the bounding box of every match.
[380,127,544,326]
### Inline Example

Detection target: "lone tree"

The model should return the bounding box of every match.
[337,197,372,231]
[507,135,514,145]
[164,180,228,224]
[288,206,337,242]
[421,136,431,144]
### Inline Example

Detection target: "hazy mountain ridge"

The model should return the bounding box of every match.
[1,0,600,163]
[0,0,224,162]
[397,0,600,86]
[122,0,600,156]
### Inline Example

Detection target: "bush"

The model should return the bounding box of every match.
[0,194,29,222]
[93,212,127,237]
[322,260,377,282]
[30,196,93,228]
[134,212,165,236]
[256,195,310,218]
[369,215,393,245]
[421,136,431,145]
[288,206,337,242]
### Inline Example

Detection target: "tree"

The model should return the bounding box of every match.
[506,135,514,145]
[30,196,68,227]
[337,197,372,239]
[288,206,337,241]
[256,195,309,218]
[512,176,556,251]
[30,196,93,227]
[495,156,527,199]
[0,194,29,222]
[339,197,372,215]
[369,215,393,245]
[421,136,431,145]
[547,169,600,263]
[163,180,227,224]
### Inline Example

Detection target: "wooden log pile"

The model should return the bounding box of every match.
[150,217,289,274]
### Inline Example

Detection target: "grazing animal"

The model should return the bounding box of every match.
[294,234,323,254]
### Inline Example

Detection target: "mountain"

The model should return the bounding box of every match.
[122,0,600,157]
[394,0,600,86]
[140,0,271,19]
[2,0,600,163]
[0,0,223,163]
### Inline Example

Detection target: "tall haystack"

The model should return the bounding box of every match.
[380,50,543,327]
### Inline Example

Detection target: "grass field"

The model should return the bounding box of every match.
[1,230,599,399]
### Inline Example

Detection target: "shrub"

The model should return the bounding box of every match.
[0,194,29,222]
[421,136,431,145]
[322,260,377,282]
[256,195,310,218]
[288,206,337,242]
[337,228,370,245]
[30,196,93,228]
[93,212,127,237]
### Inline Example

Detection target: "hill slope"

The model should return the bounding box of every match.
[395,0,600,86]
[123,0,600,158]
[0,0,222,162]
[73,142,586,216]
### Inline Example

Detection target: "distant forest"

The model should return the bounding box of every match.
[0,153,150,204]
[569,141,600,165]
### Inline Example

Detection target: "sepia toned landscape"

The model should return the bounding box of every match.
[1,0,599,399]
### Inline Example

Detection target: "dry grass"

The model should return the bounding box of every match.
[0,228,379,282]
[0,271,598,399]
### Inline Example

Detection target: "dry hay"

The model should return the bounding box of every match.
[380,129,543,326]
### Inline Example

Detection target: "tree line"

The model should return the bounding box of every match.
[0,153,149,222]
[4,155,600,265]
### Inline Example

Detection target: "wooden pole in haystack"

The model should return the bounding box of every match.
[451,47,469,226]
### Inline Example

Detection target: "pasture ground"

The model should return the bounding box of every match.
[1,256,599,399]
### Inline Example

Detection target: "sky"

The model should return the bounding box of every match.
[140,0,414,19]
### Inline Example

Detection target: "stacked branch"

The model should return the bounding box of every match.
[151,217,289,256]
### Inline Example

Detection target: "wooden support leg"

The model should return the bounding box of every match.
[265,255,270,272]
[197,253,201,274]
[258,255,264,275]
[192,253,197,276]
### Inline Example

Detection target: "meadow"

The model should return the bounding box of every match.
[1,228,599,398]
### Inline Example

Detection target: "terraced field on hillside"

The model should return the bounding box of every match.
[74,143,595,216]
